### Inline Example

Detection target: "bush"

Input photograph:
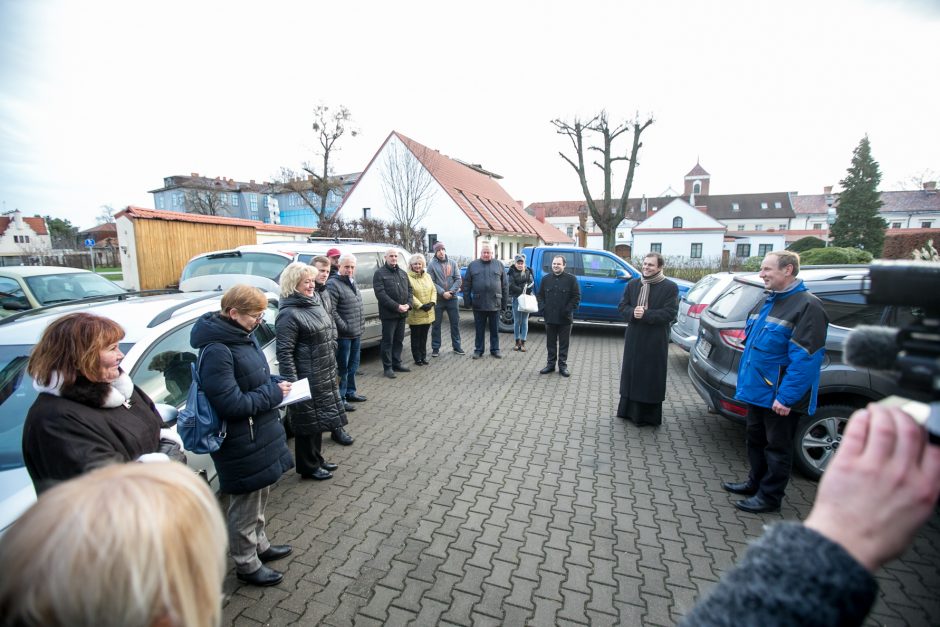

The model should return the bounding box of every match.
[882,229,940,259]
[799,247,871,265]
[788,236,826,253]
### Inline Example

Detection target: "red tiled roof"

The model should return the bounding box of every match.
[686,162,710,177]
[525,201,586,218]
[348,131,570,244]
[115,206,315,234]
[0,216,48,236]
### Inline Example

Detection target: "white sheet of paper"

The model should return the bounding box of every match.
[276,377,311,408]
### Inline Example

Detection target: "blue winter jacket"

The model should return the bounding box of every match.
[735,279,828,415]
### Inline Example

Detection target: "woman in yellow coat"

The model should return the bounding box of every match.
[407,254,437,366]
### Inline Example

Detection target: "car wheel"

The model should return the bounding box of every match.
[499,305,514,333]
[793,404,855,480]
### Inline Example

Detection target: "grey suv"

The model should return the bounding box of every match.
[687,266,917,480]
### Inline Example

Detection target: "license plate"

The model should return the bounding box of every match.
[697,338,713,357]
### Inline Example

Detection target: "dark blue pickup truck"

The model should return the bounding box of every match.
[460,246,690,332]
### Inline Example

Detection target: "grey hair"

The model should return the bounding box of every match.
[338,253,356,265]
[279,262,317,297]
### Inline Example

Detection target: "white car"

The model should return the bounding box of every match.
[0,265,126,318]
[670,272,745,351]
[0,289,281,534]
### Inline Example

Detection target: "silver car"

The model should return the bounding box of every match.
[670,272,744,351]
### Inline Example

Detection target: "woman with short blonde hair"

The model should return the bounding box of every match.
[0,462,228,627]
[279,262,317,298]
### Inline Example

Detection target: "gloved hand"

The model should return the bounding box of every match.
[421,302,434,312]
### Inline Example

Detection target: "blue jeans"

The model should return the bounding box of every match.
[432,297,462,351]
[511,297,529,341]
[336,337,361,399]
[472,310,500,355]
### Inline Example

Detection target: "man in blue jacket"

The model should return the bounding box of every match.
[725,251,828,513]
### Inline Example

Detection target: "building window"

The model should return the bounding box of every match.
[650,243,662,253]
[758,244,773,256]
[617,231,624,239]
[174,193,183,207]
[774,201,782,209]
[13,235,30,244]
[779,224,786,231]
[156,195,164,209]
[690,243,702,258]
[755,224,763,231]
[737,224,745,231]
[891,222,901,229]
[249,194,258,211]
[761,202,768,210]
[922,221,933,228]
[362,207,371,220]
[428,233,437,249]
[693,181,701,194]
[651,206,658,212]
[812,223,823,230]
[566,225,574,237]
[736,244,751,258]
[732,202,740,212]
[219,193,227,204]
[672,217,683,229]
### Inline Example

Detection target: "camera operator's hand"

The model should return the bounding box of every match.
[805,403,940,573]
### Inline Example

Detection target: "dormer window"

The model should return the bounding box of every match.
[732,203,740,212]
[672,217,683,229]
[761,202,769,210]
[774,201,782,209]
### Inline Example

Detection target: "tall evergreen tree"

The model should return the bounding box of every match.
[830,135,887,256]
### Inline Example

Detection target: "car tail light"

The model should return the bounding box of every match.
[719,328,746,350]
[687,303,708,318]
[719,399,748,417]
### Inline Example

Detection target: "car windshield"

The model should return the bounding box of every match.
[0,342,133,471]
[24,273,125,305]
[181,252,290,282]
[684,275,720,304]
[707,281,765,320]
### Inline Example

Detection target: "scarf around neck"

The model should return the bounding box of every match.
[638,271,666,309]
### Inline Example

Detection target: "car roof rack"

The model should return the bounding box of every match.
[0,290,182,327]
[147,290,222,328]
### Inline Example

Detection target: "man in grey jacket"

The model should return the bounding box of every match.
[462,244,508,359]
[427,242,464,357]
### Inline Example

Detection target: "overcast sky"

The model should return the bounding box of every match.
[1,0,937,230]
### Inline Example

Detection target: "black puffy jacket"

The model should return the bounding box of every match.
[190,312,293,495]
[373,263,412,320]
[275,292,347,434]
[507,265,533,298]
[326,274,364,338]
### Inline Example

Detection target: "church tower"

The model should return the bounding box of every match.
[683,161,711,196]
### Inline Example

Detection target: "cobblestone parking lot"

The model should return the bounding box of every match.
[223,320,940,626]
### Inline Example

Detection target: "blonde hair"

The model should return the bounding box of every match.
[220,284,267,317]
[0,462,227,627]
[27,313,125,386]
[279,262,317,297]
[408,253,426,269]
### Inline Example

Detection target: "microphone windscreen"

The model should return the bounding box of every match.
[843,325,900,371]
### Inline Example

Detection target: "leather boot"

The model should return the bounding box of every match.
[520,340,527,352]
[513,339,521,351]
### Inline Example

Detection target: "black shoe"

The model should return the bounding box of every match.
[559,367,570,377]
[321,461,338,471]
[472,353,483,359]
[540,365,555,374]
[722,480,758,496]
[302,467,333,480]
[392,365,411,373]
[491,352,502,359]
[734,495,780,514]
[384,369,397,379]
[432,349,440,357]
[237,565,284,587]
[414,360,425,366]
[453,348,466,355]
[331,428,354,446]
[346,394,367,402]
[258,544,292,563]
[343,402,356,412]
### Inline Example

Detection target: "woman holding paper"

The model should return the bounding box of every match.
[190,284,294,587]
[276,263,348,482]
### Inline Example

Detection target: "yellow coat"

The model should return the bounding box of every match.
[407,270,437,326]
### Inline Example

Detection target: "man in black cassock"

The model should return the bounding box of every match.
[617,252,679,426]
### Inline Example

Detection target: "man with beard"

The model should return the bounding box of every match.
[616,252,678,427]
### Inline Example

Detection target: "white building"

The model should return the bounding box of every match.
[631,198,726,261]
[0,211,52,263]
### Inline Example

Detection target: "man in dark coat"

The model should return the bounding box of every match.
[327,253,367,405]
[536,255,581,376]
[373,248,412,378]
[462,243,509,359]
[617,252,679,426]
[314,255,354,445]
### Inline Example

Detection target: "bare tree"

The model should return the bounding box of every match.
[894,168,939,190]
[552,110,654,251]
[381,141,437,247]
[96,205,116,224]
[183,189,228,216]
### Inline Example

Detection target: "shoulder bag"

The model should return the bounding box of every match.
[177,345,228,454]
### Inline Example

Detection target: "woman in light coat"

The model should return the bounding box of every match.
[406,254,437,365]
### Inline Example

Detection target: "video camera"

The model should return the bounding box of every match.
[844,260,940,444]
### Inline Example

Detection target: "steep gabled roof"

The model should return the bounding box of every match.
[685,162,710,177]
[115,206,315,234]
[0,216,48,235]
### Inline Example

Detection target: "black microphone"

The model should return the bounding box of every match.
[843,326,900,371]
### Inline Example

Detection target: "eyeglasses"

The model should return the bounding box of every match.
[246,312,265,321]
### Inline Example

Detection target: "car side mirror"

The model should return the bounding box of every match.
[154,403,179,425]
[615,269,630,281]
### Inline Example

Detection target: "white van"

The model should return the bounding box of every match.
[180,241,413,348]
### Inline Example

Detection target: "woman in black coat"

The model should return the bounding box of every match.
[507,254,534,351]
[23,313,182,495]
[276,262,348,481]
[191,285,294,587]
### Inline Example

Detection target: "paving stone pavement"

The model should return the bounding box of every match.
[222,320,940,626]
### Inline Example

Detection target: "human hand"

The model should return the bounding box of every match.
[804,403,940,572]
[421,302,434,311]
[278,381,292,395]
[398,304,410,312]
[443,291,453,300]
[633,306,645,319]
[772,399,791,416]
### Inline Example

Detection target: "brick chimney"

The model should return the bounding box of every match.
[823,185,832,194]
[534,206,545,223]
[924,181,937,192]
